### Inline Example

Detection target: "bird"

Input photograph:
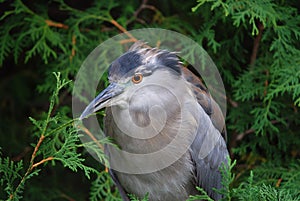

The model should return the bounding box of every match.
[80,41,229,201]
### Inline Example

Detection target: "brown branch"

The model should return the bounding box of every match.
[45,17,139,53]
[156,40,161,48]
[250,21,264,65]
[135,18,146,24]
[228,97,238,107]
[133,0,158,18]
[235,120,279,141]
[70,35,76,61]
[133,0,149,18]
[236,128,255,141]
[110,19,137,42]
[10,134,47,200]
[140,5,159,13]
[30,135,45,165]
[31,156,54,170]
[45,19,69,29]
[276,178,282,187]
[78,125,104,151]
[126,0,149,24]
[71,35,76,57]
[119,38,138,45]
[46,19,91,32]
[130,0,159,25]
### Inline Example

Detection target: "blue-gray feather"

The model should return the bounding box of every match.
[102,42,228,200]
[108,51,143,80]
[190,123,228,200]
[108,44,181,82]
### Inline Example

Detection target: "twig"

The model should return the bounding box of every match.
[250,21,264,65]
[71,34,76,57]
[30,135,45,165]
[70,34,76,61]
[236,128,255,141]
[133,0,149,18]
[276,178,282,187]
[45,15,139,47]
[227,96,238,108]
[78,125,104,151]
[140,4,159,13]
[31,157,54,170]
[235,120,279,141]
[110,19,137,42]
[10,134,47,200]
[156,40,161,48]
[45,19,69,29]
[9,120,75,199]
[119,38,138,44]
[129,0,159,25]
[126,0,148,24]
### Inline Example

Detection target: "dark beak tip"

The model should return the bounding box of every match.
[79,114,85,120]
[79,112,87,121]
[79,103,95,120]
[79,83,123,120]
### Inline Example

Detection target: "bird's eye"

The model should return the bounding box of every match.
[132,73,143,84]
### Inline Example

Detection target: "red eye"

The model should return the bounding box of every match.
[132,73,143,84]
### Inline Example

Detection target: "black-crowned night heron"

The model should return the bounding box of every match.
[80,42,229,201]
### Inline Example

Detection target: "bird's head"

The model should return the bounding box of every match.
[80,42,184,120]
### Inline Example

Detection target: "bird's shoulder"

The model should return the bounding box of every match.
[181,67,227,141]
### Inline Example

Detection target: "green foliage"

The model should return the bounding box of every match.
[187,186,214,201]
[0,154,25,200]
[232,166,300,201]
[192,0,299,163]
[189,159,300,201]
[0,72,105,200]
[218,158,236,200]
[128,193,149,201]
[90,171,122,201]
[0,0,299,200]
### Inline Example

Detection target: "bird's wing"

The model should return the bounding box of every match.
[108,168,130,201]
[181,67,227,141]
[182,67,229,199]
[190,123,229,200]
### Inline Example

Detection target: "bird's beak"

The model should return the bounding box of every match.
[79,83,124,120]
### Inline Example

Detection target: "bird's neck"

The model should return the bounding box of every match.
[107,93,199,154]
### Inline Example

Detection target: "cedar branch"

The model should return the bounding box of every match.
[45,19,69,29]
[78,125,104,151]
[110,19,137,42]
[31,157,54,169]
[30,135,45,165]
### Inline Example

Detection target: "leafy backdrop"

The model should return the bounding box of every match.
[0,0,299,200]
